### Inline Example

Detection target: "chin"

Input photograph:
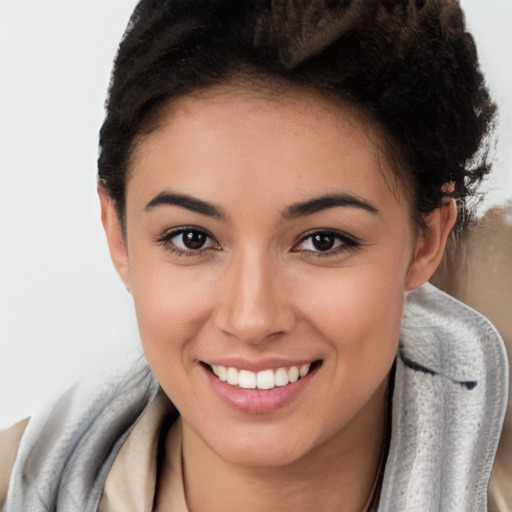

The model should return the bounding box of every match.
[218,438,310,468]
[197,419,324,468]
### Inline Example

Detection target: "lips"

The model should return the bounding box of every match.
[201,359,321,414]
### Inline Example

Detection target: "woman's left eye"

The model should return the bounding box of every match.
[292,230,359,255]
[155,227,219,255]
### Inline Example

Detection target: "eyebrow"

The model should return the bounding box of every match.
[145,190,378,220]
[282,193,379,219]
[145,192,227,219]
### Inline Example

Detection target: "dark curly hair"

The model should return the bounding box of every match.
[98,0,496,231]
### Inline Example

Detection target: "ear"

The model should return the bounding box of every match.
[406,198,458,291]
[98,183,131,290]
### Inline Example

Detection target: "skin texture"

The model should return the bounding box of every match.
[99,85,456,511]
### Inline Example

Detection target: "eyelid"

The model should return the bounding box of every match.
[292,229,361,255]
[154,226,220,253]
[154,225,210,242]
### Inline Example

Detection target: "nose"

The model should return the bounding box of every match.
[212,250,297,345]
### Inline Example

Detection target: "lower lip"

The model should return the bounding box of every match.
[202,365,317,414]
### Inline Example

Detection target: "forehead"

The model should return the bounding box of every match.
[127,84,408,216]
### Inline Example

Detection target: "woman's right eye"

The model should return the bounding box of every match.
[155,227,220,255]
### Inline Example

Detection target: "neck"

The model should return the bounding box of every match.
[168,378,388,512]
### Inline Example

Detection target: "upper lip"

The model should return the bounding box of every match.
[201,357,319,372]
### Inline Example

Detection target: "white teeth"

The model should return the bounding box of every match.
[299,364,310,377]
[227,367,239,385]
[239,370,256,389]
[288,366,299,383]
[275,367,289,387]
[218,366,227,382]
[210,363,314,390]
[257,369,275,390]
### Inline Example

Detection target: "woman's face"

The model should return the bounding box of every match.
[104,85,435,467]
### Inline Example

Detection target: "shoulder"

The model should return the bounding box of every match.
[3,358,161,511]
[0,418,30,507]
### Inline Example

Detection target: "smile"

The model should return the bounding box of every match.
[210,364,312,390]
[202,360,322,414]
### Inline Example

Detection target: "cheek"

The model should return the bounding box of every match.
[300,254,409,371]
[298,267,405,428]
[129,255,219,373]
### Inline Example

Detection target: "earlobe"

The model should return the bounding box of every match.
[97,184,131,290]
[406,198,458,291]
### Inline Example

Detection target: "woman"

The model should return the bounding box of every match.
[1,1,508,511]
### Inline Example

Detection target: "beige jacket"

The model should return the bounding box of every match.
[0,393,186,512]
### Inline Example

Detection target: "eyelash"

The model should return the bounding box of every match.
[154,227,360,258]
[292,229,361,258]
[154,226,219,258]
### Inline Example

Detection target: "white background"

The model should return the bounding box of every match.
[1,0,511,428]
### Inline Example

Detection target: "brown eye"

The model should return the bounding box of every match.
[156,227,219,254]
[292,229,360,256]
[182,230,208,250]
[311,233,335,251]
